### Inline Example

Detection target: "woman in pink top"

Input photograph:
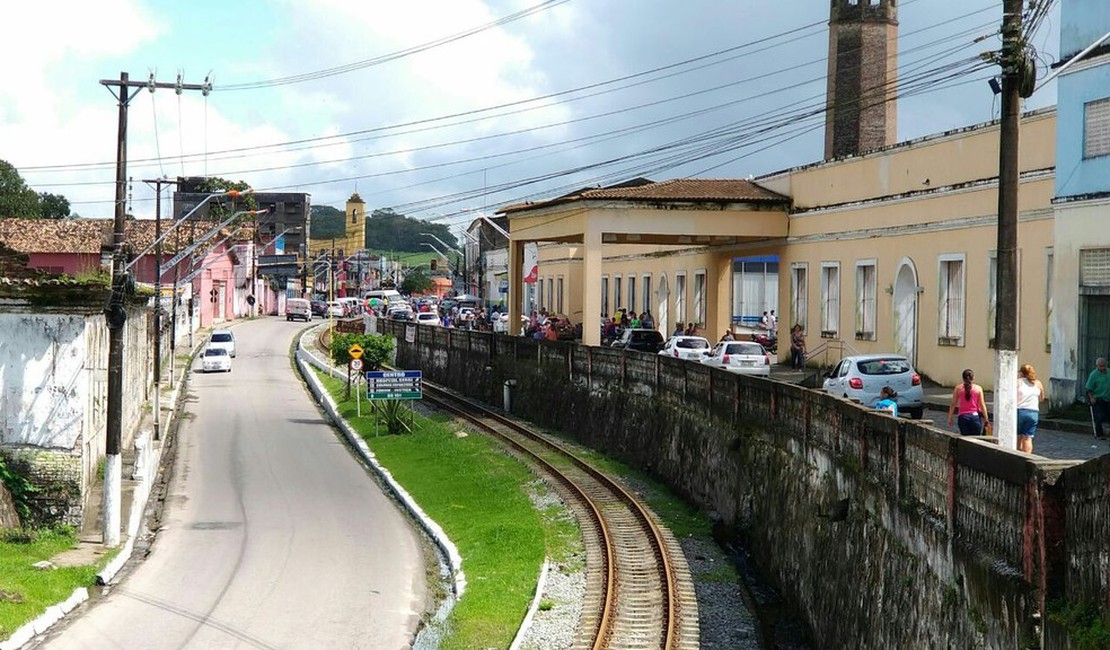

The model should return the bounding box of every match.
[947,368,989,436]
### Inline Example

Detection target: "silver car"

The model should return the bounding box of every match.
[201,347,232,373]
[821,354,923,418]
[701,341,771,376]
[209,329,236,358]
[659,336,711,360]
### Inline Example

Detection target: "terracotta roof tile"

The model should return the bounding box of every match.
[500,178,788,214]
[0,218,105,254]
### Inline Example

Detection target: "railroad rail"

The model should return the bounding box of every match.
[415,379,699,649]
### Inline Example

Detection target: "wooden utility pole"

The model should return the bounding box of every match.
[993,1,1024,449]
[99,72,210,547]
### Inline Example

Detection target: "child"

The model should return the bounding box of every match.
[876,386,898,417]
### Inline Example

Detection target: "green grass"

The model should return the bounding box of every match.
[0,528,107,640]
[316,372,564,650]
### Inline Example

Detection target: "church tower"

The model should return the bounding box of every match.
[824,0,899,159]
[343,192,366,256]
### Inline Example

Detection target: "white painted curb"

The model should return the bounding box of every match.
[295,327,467,601]
[509,558,551,650]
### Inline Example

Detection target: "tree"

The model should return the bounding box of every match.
[400,267,434,294]
[190,176,256,218]
[0,160,42,218]
[365,207,459,252]
[309,204,346,239]
[38,192,71,219]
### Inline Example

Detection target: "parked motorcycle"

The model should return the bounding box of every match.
[751,331,778,354]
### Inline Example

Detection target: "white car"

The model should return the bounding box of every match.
[701,341,771,376]
[327,301,346,317]
[659,336,711,360]
[201,347,232,373]
[415,311,441,326]
[821,354,924,418]
[209,329,236,358]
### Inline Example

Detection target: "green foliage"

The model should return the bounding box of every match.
[0,160,44,218]
[374,399,411,435]
[365,207,459,252]
[0,454,37,525]
[1047,599,1110,649]
[191,177,257,219]
[400,267,434,294]
[37,192,70,219]
[330,332,394,369]
[309,204,347,240]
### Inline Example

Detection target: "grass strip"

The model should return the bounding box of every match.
[0,528,107,640]
[315,371,559,650]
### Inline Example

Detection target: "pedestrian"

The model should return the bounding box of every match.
[760,311,771,331]
[789,324,806,369]
[641,309,655,330]
[720,330,735,342]
[769,309,778,332]
[673,323,684,336]
[947,369,989,436]
[629,311,642,328]
[875,386,898,417]
[1016,363,1046,454]
[1085,357,1110,440]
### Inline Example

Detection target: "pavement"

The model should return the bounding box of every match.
[769,365,1108,462]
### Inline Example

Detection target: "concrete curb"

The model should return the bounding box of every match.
[509,558,551,650]
[294,327,467,603]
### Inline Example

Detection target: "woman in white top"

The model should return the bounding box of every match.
[1016,363,1046,454]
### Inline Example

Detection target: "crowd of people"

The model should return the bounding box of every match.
[600,308,658,345]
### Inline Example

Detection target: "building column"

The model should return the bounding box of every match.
[509,239,525,337]
[581,227,603,347]
[707,254,733,341]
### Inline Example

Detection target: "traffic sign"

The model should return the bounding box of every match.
[350,358,364,372]
[366,370,422,400]
[348,344,364,359]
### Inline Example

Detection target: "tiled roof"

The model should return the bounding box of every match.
[500,178,788,214]
[0,218,104,254]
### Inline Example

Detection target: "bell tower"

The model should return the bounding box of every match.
[825,0,899,159]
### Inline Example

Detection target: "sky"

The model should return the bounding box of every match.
[0,0,1061,235]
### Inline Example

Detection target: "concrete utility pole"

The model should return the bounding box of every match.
[100,72,210,547]
[993,1,1024,450]
[142,177,178,441]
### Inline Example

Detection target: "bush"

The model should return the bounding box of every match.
[0,453,37,525]
[330,332,394,369]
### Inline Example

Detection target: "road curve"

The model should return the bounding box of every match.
[42,317,430,650]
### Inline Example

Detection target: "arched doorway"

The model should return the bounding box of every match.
[893,258,919,365]
[657,274,669,334]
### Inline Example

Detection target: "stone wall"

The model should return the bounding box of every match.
[381,322,1100,648]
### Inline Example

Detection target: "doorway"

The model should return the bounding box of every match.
[1079,295,1110,400]
[657,274,669,335]
[893,259,919,365]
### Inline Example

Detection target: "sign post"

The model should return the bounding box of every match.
[350,358,364,417]
[347,344,365,400]
[366,370,423,435]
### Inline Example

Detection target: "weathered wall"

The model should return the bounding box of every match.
[0,280,151,526]
[382,322,1100,648]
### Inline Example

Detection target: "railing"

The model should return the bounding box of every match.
[806,338,860,369]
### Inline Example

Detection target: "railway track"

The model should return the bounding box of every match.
[416,379,699,650]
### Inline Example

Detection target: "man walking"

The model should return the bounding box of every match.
[1085,357,1110,439]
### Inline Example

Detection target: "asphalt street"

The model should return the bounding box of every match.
[40,317,430,649]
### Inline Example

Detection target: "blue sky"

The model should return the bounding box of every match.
[0,0,1061,233]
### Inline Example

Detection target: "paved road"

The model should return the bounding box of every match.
[923,406,1108,462]
[42,317,429,649]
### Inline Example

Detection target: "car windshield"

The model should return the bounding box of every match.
[205,348,228,357]
[211,333,232,343]
[856,358,911,375]
[726,343,763,355]
[631,331,661,342]
[677,338,708,349]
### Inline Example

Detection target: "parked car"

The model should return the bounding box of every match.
[326,301,346,317]
[701,341,771,376]
[201,347,232,373]
[310,300,328,318]
[821,354,924,418]
[611,328,665,353]
[285,298,311,322]
[659,335,711,360]
[415,312,441,326]
[209,329,236,358]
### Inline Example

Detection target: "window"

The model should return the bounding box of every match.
[1045,248,1054,352]
[537,276,544,312]
[642,275,652,316]
[675,273,687,325]
[614,276,623,311]
[601,275,610,317]
[938,254,965,345]
[628,275,637,313]
[693,270,706,326]
[791,263,808,330]
[557,276,564,314]
[1085,97,1110,159]
[820,262,840,338]
[987,250,1021,349]
[547,278,554,312]
[855,260,876,341]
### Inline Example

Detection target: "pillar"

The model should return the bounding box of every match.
[581,227,603,346]
[509,239,524,337]
[707,254,733,341]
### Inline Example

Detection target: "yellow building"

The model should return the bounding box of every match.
[308,192,366,259]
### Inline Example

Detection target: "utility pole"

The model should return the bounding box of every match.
[99,71,210,547]
[143,177,176,443]
[993,1,1024,450]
